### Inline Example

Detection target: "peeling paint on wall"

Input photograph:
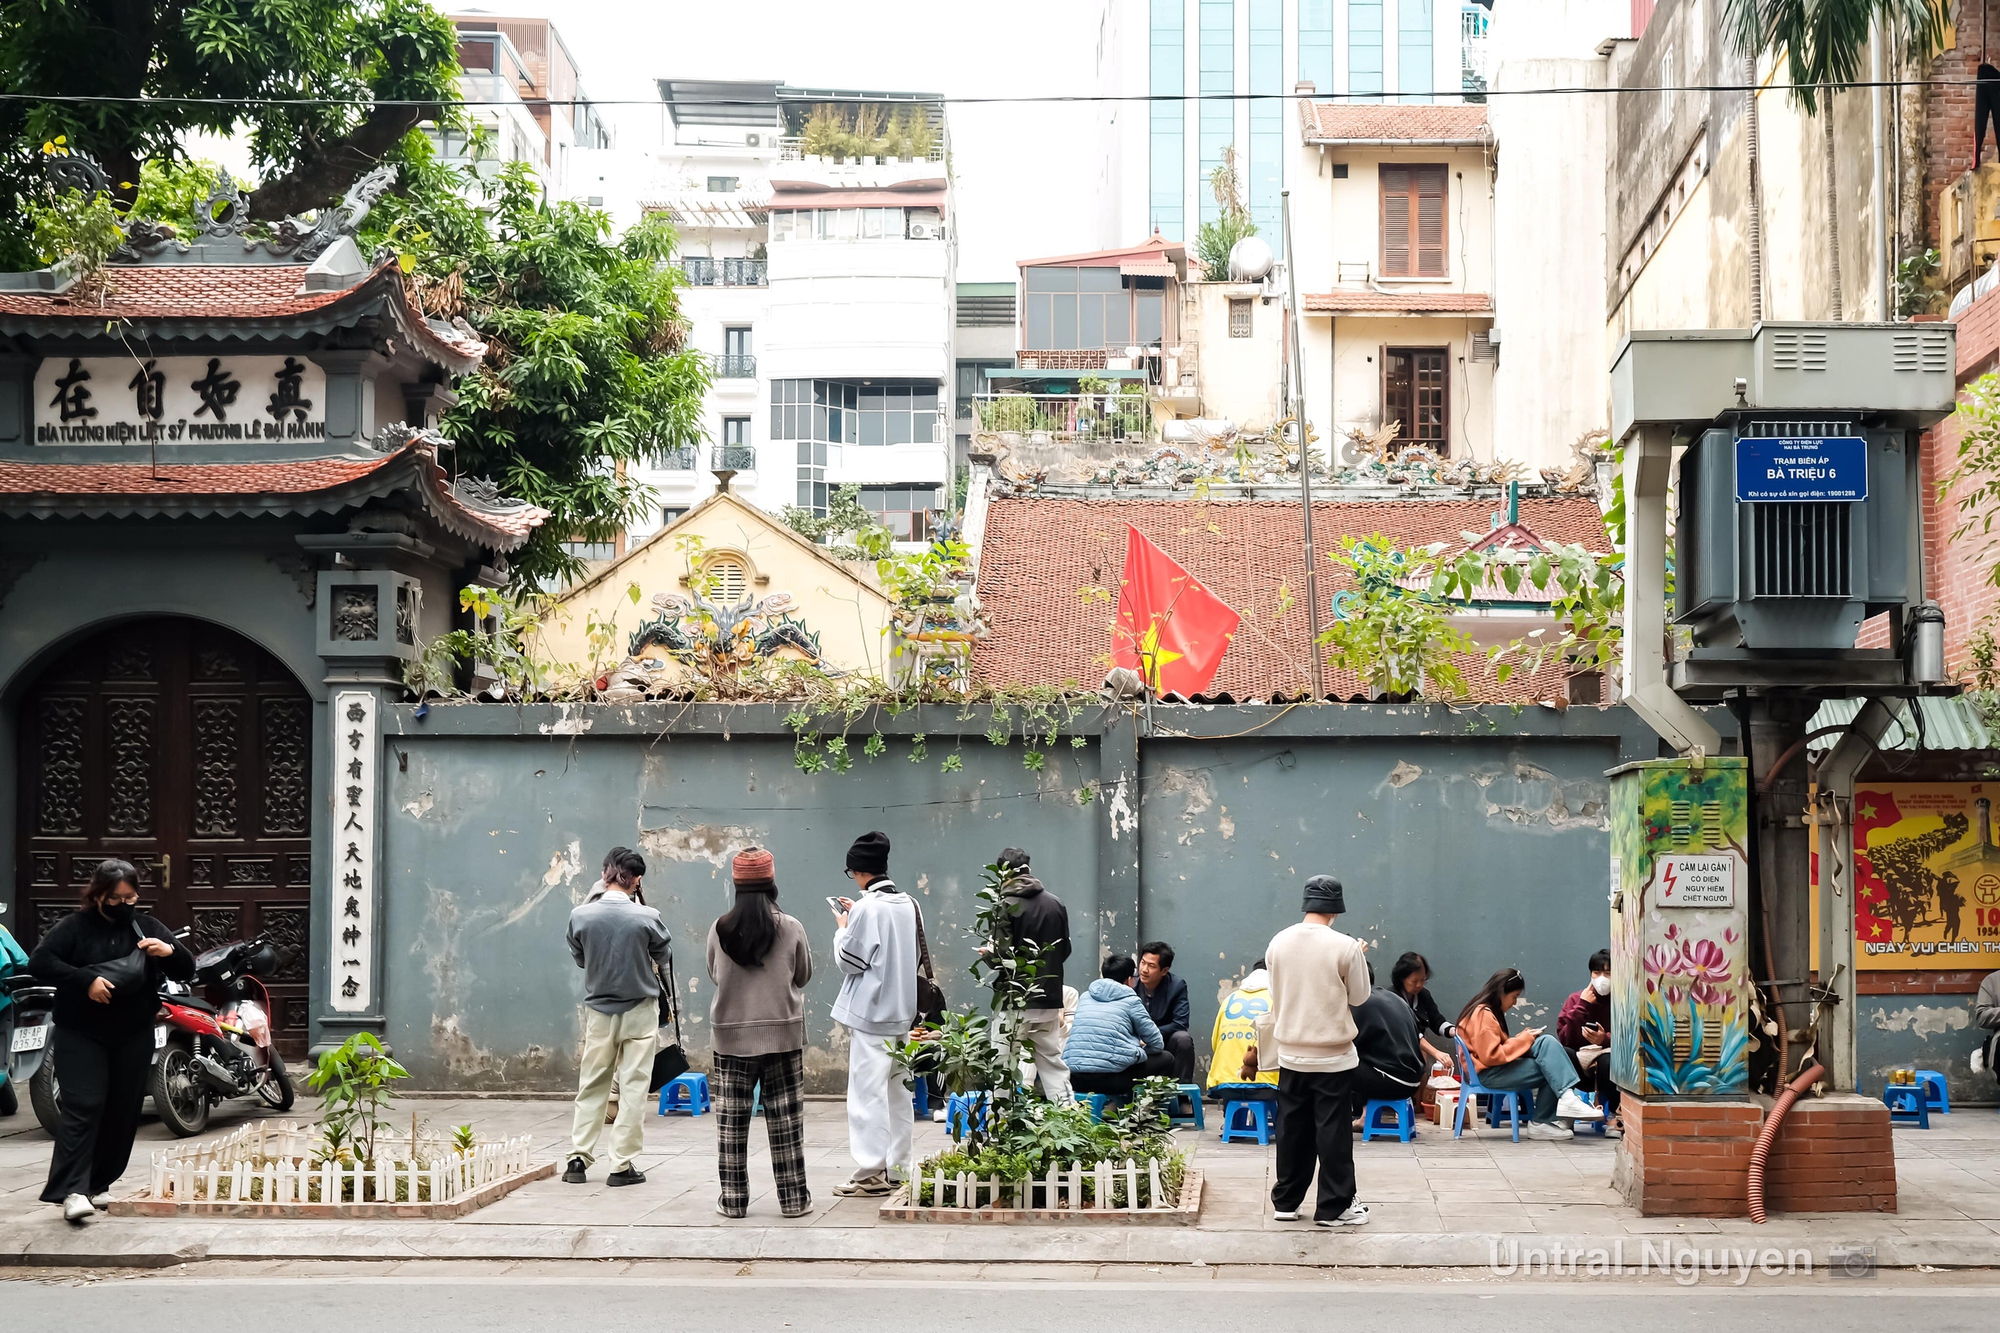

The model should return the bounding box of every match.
[1153,766,1217,819]
[1871,1004,1971,1038]
[638,822,761,866]
[1106,777,1135,840]
[538,707,593,736]
[402,790,435,818]
[1218,807,1235,839]
[1387,761,1423,789]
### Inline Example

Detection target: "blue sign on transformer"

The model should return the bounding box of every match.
[1733,435,1869,503]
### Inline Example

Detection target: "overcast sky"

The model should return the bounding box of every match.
[452,0,1113,279]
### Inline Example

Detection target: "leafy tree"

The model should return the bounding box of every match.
[1723,0,1945,320]
[1318,536,1473,699]
[0,0,460,266]
[359,137,711,588]
[1194,145,1256,279]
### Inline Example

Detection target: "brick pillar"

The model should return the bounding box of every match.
[1614,1094,1897,1217]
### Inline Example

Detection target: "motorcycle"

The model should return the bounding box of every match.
[30,931,295,1138]
[1,925,56,1119]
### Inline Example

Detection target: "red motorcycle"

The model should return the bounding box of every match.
[30,931,296,1137]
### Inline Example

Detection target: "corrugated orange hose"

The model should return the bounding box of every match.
[1748,1062,1823,1224]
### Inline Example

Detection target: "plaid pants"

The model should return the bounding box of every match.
[713,1050,811,1217]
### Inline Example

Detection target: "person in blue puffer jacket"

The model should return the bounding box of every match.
[1063,954,1174,1095]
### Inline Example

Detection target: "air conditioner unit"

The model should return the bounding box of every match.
[746,133,762,148]
[907,222,937,240]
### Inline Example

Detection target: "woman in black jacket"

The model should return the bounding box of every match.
[31,859,194,1222]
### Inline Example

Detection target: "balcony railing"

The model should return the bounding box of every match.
[777,137,945,163]
[712,445,757,471]
[678,257,768,287]
[660,446,697,470]
[973,393,1153,444]
[1462,3,1491,98]
[713,353,757,378]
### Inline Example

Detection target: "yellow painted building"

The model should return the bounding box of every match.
[540,488,894,681]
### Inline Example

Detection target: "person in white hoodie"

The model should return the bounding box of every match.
[829,831,918,1197]
[1242,875,1372,1228]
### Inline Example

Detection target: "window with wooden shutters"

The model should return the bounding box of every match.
[1379,164,1447,277]
[1383,347,1450,453]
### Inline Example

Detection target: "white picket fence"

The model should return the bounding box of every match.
[918,1157,1178,1213]
[143,1119,535,1207]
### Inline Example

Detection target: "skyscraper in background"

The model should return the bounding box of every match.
[1100,0,1483,255]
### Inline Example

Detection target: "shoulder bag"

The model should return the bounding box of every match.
[648,950,690,1093]
[910,897,946,1026]
[91,920,150,993]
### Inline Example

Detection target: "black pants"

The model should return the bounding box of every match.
[1347,1067,1420,1118]
[1071,1050,1176,1097]
[1566,1046,1620,1119]
[41,1025,154,1203]
[1272,1066,1356,1222]
[1163,1030,1195,1083]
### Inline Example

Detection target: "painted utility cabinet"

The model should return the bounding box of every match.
[1608,757,1751,1095]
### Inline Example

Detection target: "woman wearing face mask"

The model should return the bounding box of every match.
[1555,948,1619,1136]
[30,859,195,1222]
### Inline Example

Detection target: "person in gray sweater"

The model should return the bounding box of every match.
[707,847,814,1218]
[563,848,670,1187]
[830,831,918,1196]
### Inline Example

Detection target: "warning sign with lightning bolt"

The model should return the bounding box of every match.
[1653,853,1735,908]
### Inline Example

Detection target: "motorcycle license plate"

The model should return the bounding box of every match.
[154,1025,167,1049]
[10,1023,47,1053]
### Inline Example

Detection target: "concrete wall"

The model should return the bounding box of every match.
[374,700,1673,1091]
[1187,282,1285,431]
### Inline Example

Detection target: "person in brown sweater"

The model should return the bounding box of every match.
[1455,968,1603,1141]
[1241,875,1372,1227]
[706,847,814,1218]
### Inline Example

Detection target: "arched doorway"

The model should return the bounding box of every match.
[16,619,313,1056]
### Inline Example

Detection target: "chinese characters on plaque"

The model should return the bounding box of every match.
[330,690,376,1014]
[33,355,326,444]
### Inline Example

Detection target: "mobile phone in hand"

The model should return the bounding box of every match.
[826,896,846,915]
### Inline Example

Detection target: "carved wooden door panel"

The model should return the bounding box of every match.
[18,620,313,1056]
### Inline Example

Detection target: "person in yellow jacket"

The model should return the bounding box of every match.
[1207,959,1280,1094]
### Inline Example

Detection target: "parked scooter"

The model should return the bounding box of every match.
[29,931,295,1138]
[1,924,56,1119]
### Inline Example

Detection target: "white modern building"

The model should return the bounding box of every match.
[622,81,956,545]
[1093,0,1489,251]
[441,14,610,201]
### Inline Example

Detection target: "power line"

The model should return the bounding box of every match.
[0,77,1995,110]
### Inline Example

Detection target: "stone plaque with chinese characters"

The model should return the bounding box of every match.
[330,690,377,1014]
[33,355,327,444]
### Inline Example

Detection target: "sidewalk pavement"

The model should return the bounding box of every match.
[5,1093,1999,1269]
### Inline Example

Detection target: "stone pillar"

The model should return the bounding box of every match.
[309,350,391,450]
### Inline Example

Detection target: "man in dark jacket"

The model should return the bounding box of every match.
[1137,941,1194,1082]
[1348,984,1428,1119]
[999,848,1070,1103]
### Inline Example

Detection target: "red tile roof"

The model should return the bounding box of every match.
[1304,291,1494,314]
[1300,102,1491,144]
[0,266,349,320]
[973,494,1612,701]
[0,441,547,548]
[1018,234,1187,271]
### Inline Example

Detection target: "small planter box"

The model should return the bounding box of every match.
[107,1119,553,1220]
[881,1160,1203,1225]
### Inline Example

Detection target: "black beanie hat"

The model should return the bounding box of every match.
[846,830,891,877]
[1302,874,1346,915]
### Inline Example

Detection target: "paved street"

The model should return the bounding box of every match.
[6,1264,2000,1330]
[6,1091,2000,1268]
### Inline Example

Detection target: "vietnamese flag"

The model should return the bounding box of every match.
[1112,524,1240,696]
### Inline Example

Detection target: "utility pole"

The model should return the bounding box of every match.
[1282,189,1325,700]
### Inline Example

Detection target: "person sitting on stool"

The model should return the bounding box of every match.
[1065,954,1173,1097]
[1137,941,1194,1083]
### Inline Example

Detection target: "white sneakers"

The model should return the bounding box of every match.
[1555,1090,1604,1121]
[61,1193,94,1223]
[1525,1120,1575,1141]
[88,1193,112,1208]
[1272,1208,1301,1221]
[1318,1203,1370,1227]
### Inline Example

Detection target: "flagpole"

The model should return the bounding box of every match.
[1282,190,1326,701]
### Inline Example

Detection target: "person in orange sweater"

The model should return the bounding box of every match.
[1455,968,1604,1141]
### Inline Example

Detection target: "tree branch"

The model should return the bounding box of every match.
[246,101,438,220]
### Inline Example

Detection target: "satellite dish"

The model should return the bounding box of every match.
[1228,235,1275,282]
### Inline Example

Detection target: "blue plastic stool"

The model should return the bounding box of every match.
[1219,1100,1273,1145]
[1360,1098,1416,1143]
[1571,1088,1608,1136]
[1074,1092,1111,1122]
[1883,1083,1931,1128]
[1167,1083,1206,1130]
[1454,1039,1524,1142]
[657,1071,711,1116]
[1912,1069,1950,1115]
[946,1090,989,1140]
[913,1078,930,1119]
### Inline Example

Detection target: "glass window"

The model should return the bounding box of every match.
[707,176,739,192]
[860,485,944,541]
[835,208,860,238]
[1107,292,1129,347]
[769,211,790,242]
[1052,294,1077,348]
[1351,0,1384,102]
[1150,0,1184,238]
[1027,297,1052,349]
[1024,267,1079,293]
[1198,1,1234,226]
[1080,296,1103,350]
[1135,290,1164,344]
[1079,267,1122,294]
[1399,0,1434,104]
[816,210,833,238]
[862,208,884,239]
[1299,0,1335,92]
[723,417,750,446]
[1249,0,1284,251]
[724,326,752,358]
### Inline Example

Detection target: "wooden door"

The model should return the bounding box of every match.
[17,620,314,1055]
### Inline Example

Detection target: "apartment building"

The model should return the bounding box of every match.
[444,14,610,198]
[624,80,956,545]
[1095,0,1487,249]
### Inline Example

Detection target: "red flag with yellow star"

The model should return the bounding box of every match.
[1111,524,1239,697]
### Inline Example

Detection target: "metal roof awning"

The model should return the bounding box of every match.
[1120,259,1178,277]
[1807,696,1996,753]
[983,367,1148,380]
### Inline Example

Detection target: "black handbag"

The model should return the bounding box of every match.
[911,898,946,1025]
[91,921,149,993]
[648,951,690,1093]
